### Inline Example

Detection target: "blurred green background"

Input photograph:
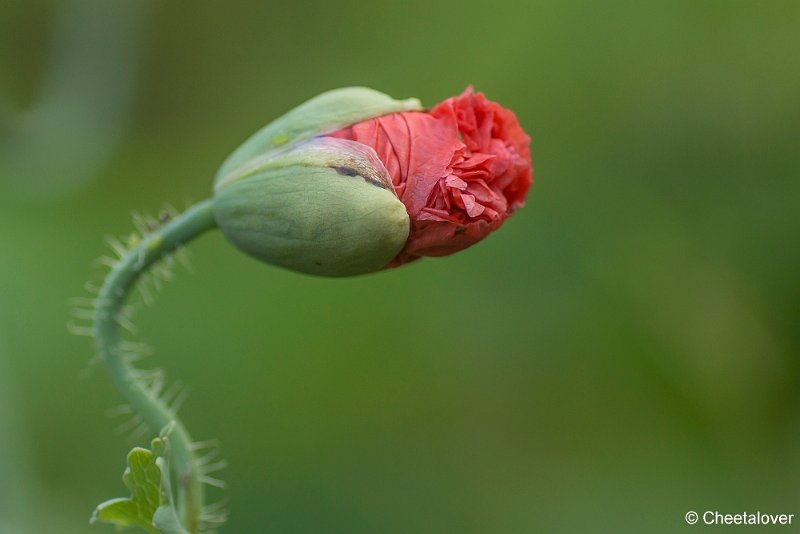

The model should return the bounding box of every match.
[2,1,799,532]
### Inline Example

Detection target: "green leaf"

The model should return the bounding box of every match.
[91,435,186,534]
[152,504,189,534]
[152,450,190,534]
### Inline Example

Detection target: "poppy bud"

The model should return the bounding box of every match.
[212,86,532,276]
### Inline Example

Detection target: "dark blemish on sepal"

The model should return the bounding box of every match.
[333,166,359,177]
[332,166,389,190]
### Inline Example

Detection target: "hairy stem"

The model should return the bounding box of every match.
[93,199,217,533]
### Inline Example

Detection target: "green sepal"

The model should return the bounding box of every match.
[91,432,188,534]
[213,137,409,277]
[215,87,421,191]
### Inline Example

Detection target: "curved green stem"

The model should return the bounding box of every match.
[93,199,217,533]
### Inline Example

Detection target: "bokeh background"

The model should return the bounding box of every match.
[2,1,799,532]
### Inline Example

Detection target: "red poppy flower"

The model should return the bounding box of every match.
[327,87,532,266]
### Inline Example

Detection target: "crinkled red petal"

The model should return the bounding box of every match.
[329,87,532,266]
